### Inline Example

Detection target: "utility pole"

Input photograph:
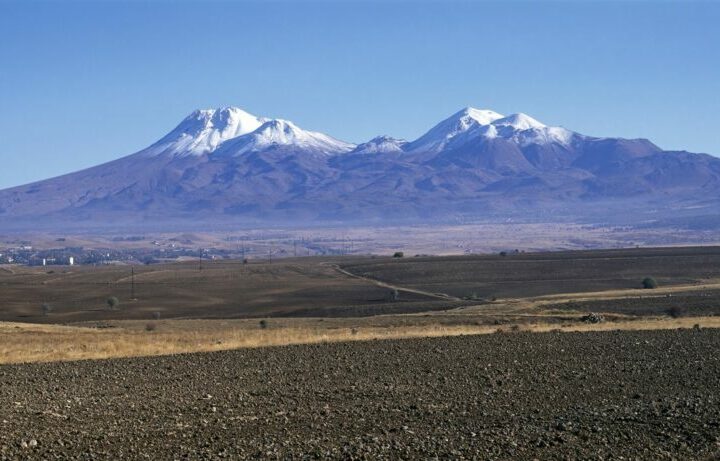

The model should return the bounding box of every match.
[268,248,272,264]
[131,266,135,300]
[293,240,297,258]
[199,251,203,271]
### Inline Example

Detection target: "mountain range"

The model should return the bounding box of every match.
[1,106,719,230]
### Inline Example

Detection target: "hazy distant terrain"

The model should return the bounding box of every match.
[2,222,719,268]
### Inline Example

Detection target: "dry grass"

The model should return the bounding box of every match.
[2,316,719,365]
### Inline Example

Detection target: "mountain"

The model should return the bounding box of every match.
[143,107,268,158]
[213,119,354,157]
[1,106,719,230]
[351,136,407,155]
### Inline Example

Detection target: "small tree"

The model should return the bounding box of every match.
[41,303,53,316]
[642,277,658,289]
[107,296,120,310]
[393,252,404,258]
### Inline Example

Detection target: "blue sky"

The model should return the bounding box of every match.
[0,0,718,189]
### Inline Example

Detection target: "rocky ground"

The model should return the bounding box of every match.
[2,329,720,460]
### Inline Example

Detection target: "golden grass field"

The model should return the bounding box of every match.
[2,308,719,364]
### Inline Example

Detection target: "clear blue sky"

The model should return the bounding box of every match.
[1,0,719,189]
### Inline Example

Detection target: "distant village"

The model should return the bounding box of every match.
[0,234,347,267]
[0,240,233,266]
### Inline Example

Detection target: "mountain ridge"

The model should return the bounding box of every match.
[1,106,718,230]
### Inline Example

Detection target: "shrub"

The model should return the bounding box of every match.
[581,312,605,323]
[499,251,508,257]
[642,277,658,289]
[388,289,399,301]
[259,319,268,329]
[41,303,53,316]
[667,306,685,318]
[145,322,157,332]
[107,296,120,310]
[152,311,161,320]
[393,252,404,258]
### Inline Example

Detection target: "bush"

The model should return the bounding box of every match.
[393,252,404,258]
[145,322,157,332]
[581,312,605,323]
[642,277,658,289]
[259,319,268,329]
[41,303,53,316]
[152,311,161,320]
[668,306,685,318]
[107,296,120,310]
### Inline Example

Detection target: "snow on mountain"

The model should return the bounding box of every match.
[351,135,407,154]
[3,104,718,230]
[142,107,268,157]
[493,113,546,131]
[138,105,572,161]
[406,107,505,153]
[407,107,575,153]
[477,113,575,147]
[213,119,355,157]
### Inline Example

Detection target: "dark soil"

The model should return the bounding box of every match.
[341,246,720,299]
[3,246,720,323]
[0,260,446,323]
[2,329,720,460]
[549,290,720,317]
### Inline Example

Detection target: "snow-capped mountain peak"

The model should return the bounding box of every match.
[407,107,578,152]
[487,113,575,146]
[493,113,546,131]
[213,118,356,157]
[406,107,505,153]
[460,107,506,126]
[143,106,268,157]
[351,135,407,154]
